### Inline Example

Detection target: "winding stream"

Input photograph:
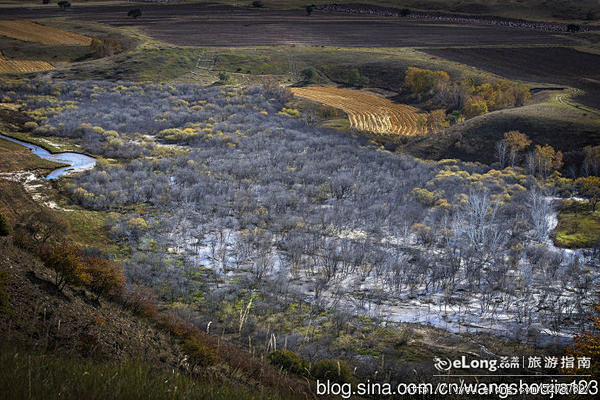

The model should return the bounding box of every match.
[0,133,96,179]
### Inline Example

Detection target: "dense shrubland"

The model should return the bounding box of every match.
[2,79,598,379]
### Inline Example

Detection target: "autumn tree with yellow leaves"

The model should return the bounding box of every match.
[534,144,563,178]
[504,130,531,167]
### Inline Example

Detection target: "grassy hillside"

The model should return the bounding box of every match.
[394,91,600,164]
[0,137,64,172]
[0,348,285,400]
[0,215,312,400]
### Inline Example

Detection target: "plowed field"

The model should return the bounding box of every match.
[0,4,571,47]
[292,86,428,135]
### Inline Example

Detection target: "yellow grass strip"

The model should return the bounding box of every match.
[0,20,92,46]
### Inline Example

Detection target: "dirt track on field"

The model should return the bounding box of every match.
[292,86,428,135]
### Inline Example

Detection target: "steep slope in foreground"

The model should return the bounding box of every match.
[0,193,312,400]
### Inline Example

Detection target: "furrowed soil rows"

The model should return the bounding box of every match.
[0,54,54,74]
[0,20,92,46]
[292,86,428,135]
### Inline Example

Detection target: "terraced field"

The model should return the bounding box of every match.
[292,86,428,135]
[0,20,92,46]
[0,54,54,74]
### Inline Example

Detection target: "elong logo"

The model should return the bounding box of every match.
[434,356,499,372]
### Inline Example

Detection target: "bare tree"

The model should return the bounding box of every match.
[495,139,508,169]
[527,188,554,242]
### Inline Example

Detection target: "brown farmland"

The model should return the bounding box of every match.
[0,20,92,46]
[0,3,572,48]
[424,47,600,109]
[292,86,429,135]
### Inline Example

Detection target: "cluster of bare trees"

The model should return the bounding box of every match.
[6,79,596,340]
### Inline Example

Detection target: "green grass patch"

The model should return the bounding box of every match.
[204,46,493,90]
[212,50,290,75]
[320,118,351,132]
[0,344,285,400]
[62,48,200,82]
[0,36,92,63]
[0,131,66,153]
[553,200,600,248]
[0,137,66,172]
[57,209,123,256]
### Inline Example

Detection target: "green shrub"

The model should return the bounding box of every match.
[311,359,354,384]
[345,68,368,87]
[182,337,220,369]
[410,187,441,207]
[0,212,10,236]
[218,72,230,84]
[301,67,319,84]
[448,110,463,125]
[23,121,39,131]
[267,350,308,376]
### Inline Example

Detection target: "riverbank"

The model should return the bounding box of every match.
[0,133,96,180]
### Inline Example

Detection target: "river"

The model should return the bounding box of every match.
[0,133,96,179]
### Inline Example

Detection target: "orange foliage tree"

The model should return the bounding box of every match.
[82,256,125,300]
[567,299,600,378]
[39,242,84,291]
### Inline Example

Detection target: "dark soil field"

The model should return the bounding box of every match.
[0,3,573,47]
[425,47,600,108]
